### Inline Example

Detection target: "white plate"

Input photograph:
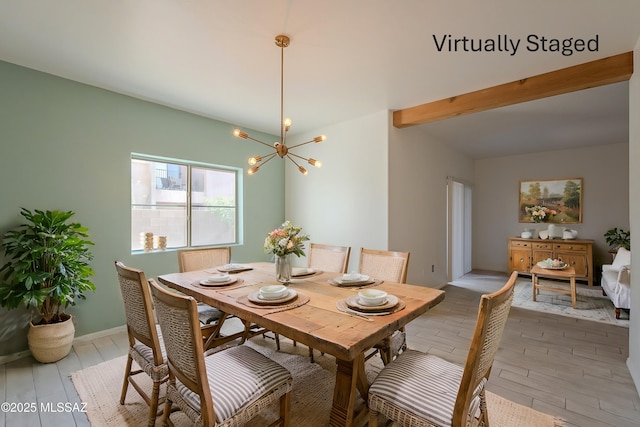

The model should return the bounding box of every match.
[248,289,298,305]
[203,274,230,283]
[336,274,369,284]
[292,268,315,277]
[199,277,238,287]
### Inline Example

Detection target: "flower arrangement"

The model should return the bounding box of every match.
[525,205,556,223]
[264,221,310,257]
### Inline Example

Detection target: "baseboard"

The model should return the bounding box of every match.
[0,324,127,365]
[72,324,127,343]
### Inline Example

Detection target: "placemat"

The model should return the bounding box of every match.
[237,292,310,314]
[336,298,405,316]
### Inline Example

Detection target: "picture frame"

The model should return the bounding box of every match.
[519,178,582,224]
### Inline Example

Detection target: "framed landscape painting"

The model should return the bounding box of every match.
[519,178,582,224]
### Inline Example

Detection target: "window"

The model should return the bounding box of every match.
[131,155,239,251]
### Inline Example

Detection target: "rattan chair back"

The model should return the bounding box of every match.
[453,271,517,426]
[359,248,410,283]
[177,247,231,272]
[307,243,351,273]
[115,261,163,365]
[115,261,167,427]
[149,278,216,425]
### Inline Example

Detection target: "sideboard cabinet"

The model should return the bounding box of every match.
[507,237,594,286]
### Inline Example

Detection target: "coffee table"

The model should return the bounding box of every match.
[531,264,577,308]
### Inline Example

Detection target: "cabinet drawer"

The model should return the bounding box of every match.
[510,240,531,248]
[554,243,587,252]
[532,242,552,250]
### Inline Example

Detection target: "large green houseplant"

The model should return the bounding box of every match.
[604,227,631,251]
[0,208,95,362]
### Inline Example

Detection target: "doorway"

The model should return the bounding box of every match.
[447,177,472,282]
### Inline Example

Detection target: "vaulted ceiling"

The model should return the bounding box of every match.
[1,1,639,158]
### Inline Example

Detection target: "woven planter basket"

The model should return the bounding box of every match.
[28,314,75,363]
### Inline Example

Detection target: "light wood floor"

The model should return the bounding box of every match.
[1,275,637,427]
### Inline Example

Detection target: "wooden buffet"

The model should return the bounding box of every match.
[507,237,594,286]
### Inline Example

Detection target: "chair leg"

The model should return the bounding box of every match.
[615,307,621,319]
[309,347,314,363]
[279,390,291,427]
[147,380,161,427]
[161,396,173,427]
[120,354,134,404]
[368,407,379,427]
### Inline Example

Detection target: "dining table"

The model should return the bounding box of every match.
[158,262,445,427]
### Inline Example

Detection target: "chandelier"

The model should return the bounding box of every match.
[233,34,326,175]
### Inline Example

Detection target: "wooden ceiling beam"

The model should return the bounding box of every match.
[393,51,633,128]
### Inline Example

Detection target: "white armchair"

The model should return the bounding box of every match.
[601,247,631,319]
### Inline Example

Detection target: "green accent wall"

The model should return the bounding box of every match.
[0,60,284,356]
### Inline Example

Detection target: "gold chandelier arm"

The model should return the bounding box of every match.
[288,152,322,168]
[286,155,308,175]
[287,135,326,150]
[251,152,278,165]
[260,153,279,167]
[243,134,274,148]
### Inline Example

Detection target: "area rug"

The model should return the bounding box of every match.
[450,271,629,328]
[71,337,562,426]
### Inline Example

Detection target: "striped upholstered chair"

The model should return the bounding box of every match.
[148,278,292,427]
[115,261,168,427]
[368,271,517,427]
[359,248,410,364]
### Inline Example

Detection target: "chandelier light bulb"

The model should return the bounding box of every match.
[298,166,308,175]
[313,135,327,143]
[248,156,262,165]
[248,165,260,175]
[233,129,248,139]
[283,117,292,131]
[308,158,322,168]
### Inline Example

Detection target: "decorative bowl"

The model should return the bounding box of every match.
[259,285,288,300]
[204,273,230,283]
[358,289,388,306]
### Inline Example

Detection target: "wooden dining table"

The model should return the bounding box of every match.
[158,262,445,427]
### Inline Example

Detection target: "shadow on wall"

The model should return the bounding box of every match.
[0,306,31,356]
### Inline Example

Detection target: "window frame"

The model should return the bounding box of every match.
[131,153,243,252]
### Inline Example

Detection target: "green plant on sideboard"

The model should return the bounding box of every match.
[0,208,95,362]
[604,227,631,251]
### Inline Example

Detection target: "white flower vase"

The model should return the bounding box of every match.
[275,254,292,283]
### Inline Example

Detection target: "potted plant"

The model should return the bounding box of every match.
[604,227,631,251]
[0,208,95,363]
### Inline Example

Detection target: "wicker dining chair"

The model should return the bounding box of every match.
[148,278,293,427]
[359,248,410,364]
[177,247,231,325]
[115,261,168,427]
[368,271,517,427]
[307,243,351,274]
[290,243,352,362]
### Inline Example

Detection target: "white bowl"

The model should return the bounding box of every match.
[358,289,388,306]
[204,273,230,283]
[259,285,288,300]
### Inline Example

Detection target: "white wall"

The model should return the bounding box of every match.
[285,111,389,271]
[628,40,640,397]
[474,143,630,273]
[388,122,474,287]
